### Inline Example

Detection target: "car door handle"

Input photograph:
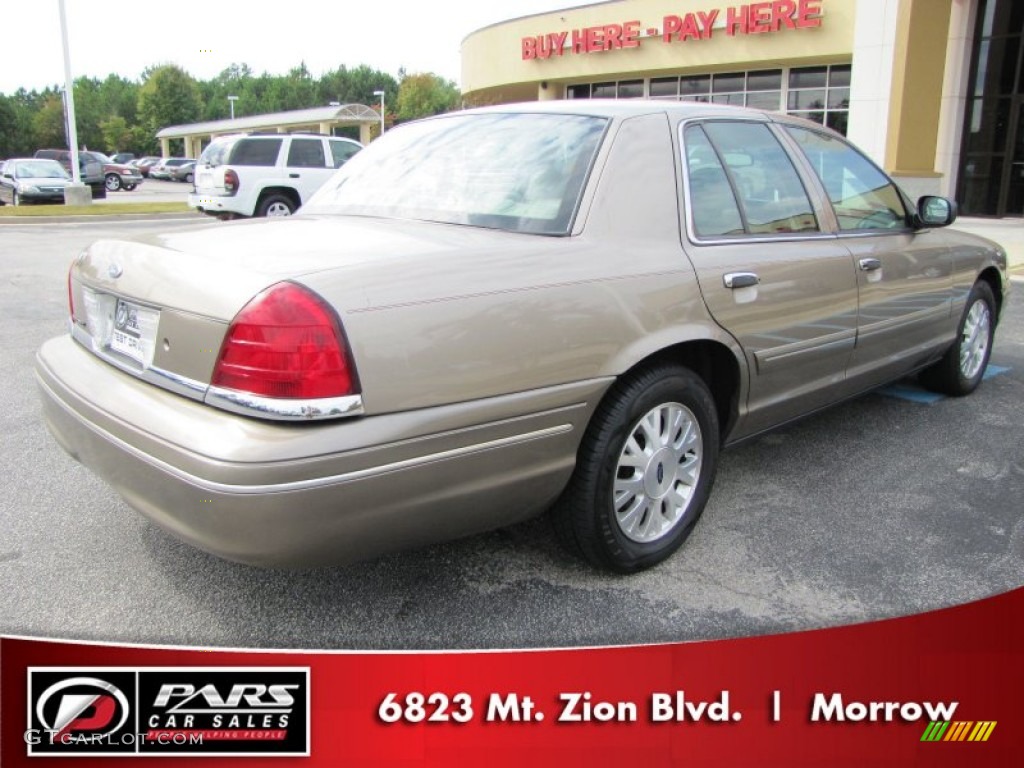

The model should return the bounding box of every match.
[723,272,759,289]
[289,173,300,178]
[859,258,882,272]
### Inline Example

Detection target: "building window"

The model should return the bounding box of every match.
[566,64,851,135]
[787,65,851,135]
[567,80,645,99]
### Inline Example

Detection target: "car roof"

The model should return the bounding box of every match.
[459,99,769,120]
[453,99,840,135]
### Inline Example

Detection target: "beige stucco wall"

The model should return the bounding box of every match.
[461,0,857,103]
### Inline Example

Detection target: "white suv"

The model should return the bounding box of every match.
[189,133,362,219]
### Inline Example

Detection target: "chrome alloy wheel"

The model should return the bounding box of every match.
[959,299,991,380]
[265,201,293,216]
[613,402,702,543]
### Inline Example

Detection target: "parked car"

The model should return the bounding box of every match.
[169,160,196,183]
[0,158,72,205]
[149,158,195,180]
[189,133,362,219]
[132,157,162,177]
[80,151,144,192]
[37,102,1009,572]
[34,148,106,198]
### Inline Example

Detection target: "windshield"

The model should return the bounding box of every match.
[14,160,68,179]
[304,112,608,235]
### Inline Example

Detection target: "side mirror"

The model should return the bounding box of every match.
[915,195,957,229]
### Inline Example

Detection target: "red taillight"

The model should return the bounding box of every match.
[67,264,76,323]
[224,168,239,195]
[212,282,357,400]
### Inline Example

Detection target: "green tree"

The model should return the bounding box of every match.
[0,96,18,157]
[395,73,460,122]
[100,115,133,152]
[137,65,202,137]
[32,95,67,148]
[317,64,397,108]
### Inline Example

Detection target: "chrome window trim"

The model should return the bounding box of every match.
[205,386,365,421]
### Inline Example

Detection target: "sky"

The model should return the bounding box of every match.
[0,0,578,95]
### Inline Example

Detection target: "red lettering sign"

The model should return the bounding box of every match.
[518,2,822,60]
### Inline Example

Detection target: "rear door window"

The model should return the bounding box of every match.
[700,121,819,235]
[287,138,327,168]
[228,138,282,166]
[683,125,744,237]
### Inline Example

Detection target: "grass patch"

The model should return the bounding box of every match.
[0,202,192,217]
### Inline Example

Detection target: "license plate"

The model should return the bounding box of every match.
[109,298,159,366]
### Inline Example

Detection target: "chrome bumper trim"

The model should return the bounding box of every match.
[204,386,365,421]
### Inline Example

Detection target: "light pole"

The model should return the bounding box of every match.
[227,95,238,120]
[373,90,385,137]
[57,0,89,205]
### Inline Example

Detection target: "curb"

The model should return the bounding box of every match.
[0,212,207,225]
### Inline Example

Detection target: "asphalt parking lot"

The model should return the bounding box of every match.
[1,217,1021,650]
[97,177,192,204]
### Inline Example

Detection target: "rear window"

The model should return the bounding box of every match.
[229,138,282,166]
[305,113,608,236]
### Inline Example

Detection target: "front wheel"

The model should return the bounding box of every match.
[553,365,720,573]
[920,281,996,396]
[105,173,121,192]
[257,194,295,217]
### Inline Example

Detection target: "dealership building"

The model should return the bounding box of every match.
[461,0,1023,218]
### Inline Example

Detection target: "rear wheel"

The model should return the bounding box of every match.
[920,281,996,396]
[554,365,720,573]
[124,184,136,191]
[257,194,295,217]
[105,173,121,192]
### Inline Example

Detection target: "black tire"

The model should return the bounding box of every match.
[919,281,996,396]
[256,193,296,217]
[124,184,136,191]
[553,364,720,573]
[105,173,121,192]
[184,172,194,184]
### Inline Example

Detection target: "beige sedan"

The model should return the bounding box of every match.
[36,102,1010,572]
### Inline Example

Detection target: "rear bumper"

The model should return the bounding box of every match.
[189,192,249,217]
[36,335,603,566]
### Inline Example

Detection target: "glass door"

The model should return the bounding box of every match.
[957,0,1024,216]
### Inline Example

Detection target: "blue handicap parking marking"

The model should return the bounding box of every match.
[983,364,1010,380]
[877,365,1010,404]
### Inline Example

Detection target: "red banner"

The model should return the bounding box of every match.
[2,587,1021,765]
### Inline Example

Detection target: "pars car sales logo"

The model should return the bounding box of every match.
[26,667,309,756]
